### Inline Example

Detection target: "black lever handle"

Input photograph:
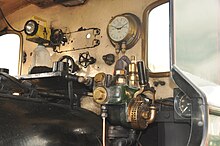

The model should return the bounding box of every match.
[137,61,148,86]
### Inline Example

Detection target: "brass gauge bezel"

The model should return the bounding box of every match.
[107,13,142,50]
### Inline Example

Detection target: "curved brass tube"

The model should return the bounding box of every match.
[147,106,157,124]
[133,86,144,98]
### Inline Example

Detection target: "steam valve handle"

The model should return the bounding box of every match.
[79,52,96,68]
[137,61,148,86]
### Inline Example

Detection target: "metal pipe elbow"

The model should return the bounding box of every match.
[147,106,157,124]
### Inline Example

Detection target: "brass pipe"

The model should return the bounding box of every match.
[152,92,155,105]
[121,42,126,54]
[142,90,156,104]
[147,92,156,124]
[141,91,156,124]
[147,106,157,124]
[133,86,144,98]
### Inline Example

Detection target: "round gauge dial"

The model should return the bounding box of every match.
[108,16,129,42]
[107,13,141,50]
[174,91,192,118]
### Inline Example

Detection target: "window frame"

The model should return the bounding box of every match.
[142,0,170,77]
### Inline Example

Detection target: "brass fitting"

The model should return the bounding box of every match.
[133,86,144,98]
[147,106,157,124]
[94,72,105,83]
[141,106,157,124]
[128,56,138,87]
[129,63,136,74]
[121,42,127,54]
[115,69,125,75]
[115,43,120,54]
[93,87,108,104]
[115,70,126,84]
[142,106,157,124]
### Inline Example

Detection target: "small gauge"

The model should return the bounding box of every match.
[174,91,192,118]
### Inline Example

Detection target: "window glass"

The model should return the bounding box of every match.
[148,2,170,72]
[0,34,20,76]
[174,0,220,86]
[173,0,220,112]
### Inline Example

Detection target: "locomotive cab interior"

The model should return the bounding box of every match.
[0,0,220,146]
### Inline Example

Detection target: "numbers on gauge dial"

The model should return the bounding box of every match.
[108,16,129,42]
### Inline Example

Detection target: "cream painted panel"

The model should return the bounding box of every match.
[150,77,177,100]
[4,0,175,99]
[5,0,157,75]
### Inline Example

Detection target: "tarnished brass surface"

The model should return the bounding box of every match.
[128,95,157,130]
[94,72,105,83]
[146,106,157,124]
[128,96,149,129]
[93,87,107,104]
[128,55,138,87]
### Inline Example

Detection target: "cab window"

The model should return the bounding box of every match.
[146,2,170,72]
[0,33,20,76]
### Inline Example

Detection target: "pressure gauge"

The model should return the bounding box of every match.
[174,91,192,118]
[107,13,141,50]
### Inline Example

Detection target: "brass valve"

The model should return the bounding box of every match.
[93,87,107,104]
[128,96,157,130]
[94,73,105,83]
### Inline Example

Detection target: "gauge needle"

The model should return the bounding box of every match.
[109,25,117,29]
[182,106,188,113]
[116,22,128,29]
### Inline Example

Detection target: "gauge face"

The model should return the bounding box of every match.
[179,95,192,117]
[107,13,141,50]
[174,91,192,118]
[107,16,130,42]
